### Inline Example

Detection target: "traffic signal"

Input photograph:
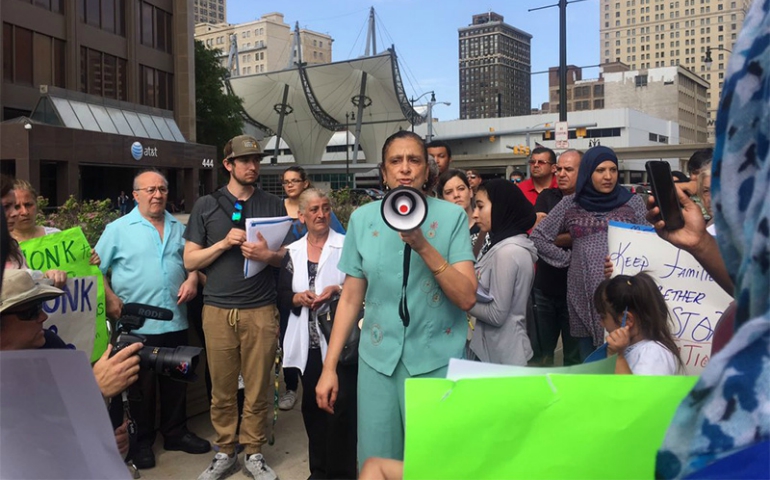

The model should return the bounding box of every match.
[489,127,496,142]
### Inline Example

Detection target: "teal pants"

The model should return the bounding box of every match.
[357,358,448,466]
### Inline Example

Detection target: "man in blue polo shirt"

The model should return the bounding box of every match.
[96,169,210,470]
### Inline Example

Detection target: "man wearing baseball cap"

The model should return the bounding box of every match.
[184,135,286,480]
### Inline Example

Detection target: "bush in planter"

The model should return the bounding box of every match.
[39,195,120,246]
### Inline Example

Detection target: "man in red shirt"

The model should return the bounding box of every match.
[516,147,557,205]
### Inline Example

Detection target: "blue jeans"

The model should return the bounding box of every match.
[533,288,581,366]
[577,337,597,362]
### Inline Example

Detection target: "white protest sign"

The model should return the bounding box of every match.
[607,221,732,375]
[43,276,98,358]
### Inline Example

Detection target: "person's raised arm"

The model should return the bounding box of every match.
[403,227,476,311]
[92,342,142,398]
[240,231,286,268]
[646,188,733,296]
[183,227,245,271]
[316,275,367,414]
[469,245,530,326]
[530,197,573,268]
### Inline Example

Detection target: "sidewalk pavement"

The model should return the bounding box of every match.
[142,389,309,480]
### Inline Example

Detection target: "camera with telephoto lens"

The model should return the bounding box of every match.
[110,303,202,383]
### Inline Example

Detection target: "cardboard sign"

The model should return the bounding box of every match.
[20,228,108,362]
[403,375,697,479]
[0,350,130,479]
[607,221,732,375]
[42,276,98,357]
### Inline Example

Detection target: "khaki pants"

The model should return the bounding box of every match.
[202,304,278,455]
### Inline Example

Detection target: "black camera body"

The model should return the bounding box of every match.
[110,303,202,383]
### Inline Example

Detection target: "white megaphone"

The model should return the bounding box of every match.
[380,186,428,232]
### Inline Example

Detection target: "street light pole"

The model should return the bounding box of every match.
[703,45,732,69]
[529,0,587,121]
[410,91,435,133]
[345,111,354,188]
[426,92,435,142]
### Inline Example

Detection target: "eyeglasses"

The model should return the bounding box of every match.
[467,175,478,179]
[511,178,522,183]
[282,179,304,186]
[134,186,169,195]
[528,160,552,166]
[5,302,44,321]
[232,200,243,224]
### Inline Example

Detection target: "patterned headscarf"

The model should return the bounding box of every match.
[574,146,633,212]
[656,1,770,477]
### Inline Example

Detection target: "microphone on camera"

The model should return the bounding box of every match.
[121,303,174,320]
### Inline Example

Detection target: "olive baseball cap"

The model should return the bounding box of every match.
[0,270,63,313]
[229,135,266,159]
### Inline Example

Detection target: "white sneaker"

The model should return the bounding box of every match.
[197,452,239,480]
[244,453,277,480]
[278,390,297,411]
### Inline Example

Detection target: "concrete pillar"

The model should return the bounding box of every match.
[126,0,139,103]
[56,160,79,204]
[64,0,79,90]
[173,0,196,142]
[183,167,199,213]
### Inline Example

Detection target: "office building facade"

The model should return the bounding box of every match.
[600,0,751,131]
[459,12,532,119]
[1,0,216,207]
[547,62,709,143]
[194,0,226,25]
[194,13,333,76]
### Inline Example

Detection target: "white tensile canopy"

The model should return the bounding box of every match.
[228,49,422,165]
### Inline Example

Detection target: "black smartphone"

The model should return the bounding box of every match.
[645,160,685,231]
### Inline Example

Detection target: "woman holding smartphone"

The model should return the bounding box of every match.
[531,146,650,361]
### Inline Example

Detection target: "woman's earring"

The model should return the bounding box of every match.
[422,183,428,191]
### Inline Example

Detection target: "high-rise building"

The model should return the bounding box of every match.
[599,0,751,137]
[459,12,532,119]
[194,0,226,25]
[194,13,333,76]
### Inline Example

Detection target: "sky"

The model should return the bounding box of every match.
[227,0,601,121]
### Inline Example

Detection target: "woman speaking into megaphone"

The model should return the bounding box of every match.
[315,131,478,467]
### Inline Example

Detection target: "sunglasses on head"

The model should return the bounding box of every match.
[5,302,44,321]
[232,201,244,225]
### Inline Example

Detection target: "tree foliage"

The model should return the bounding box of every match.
[195,40,244,156]
[328,187,372,229]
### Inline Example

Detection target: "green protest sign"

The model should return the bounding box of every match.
[20,227,108,362]
[404,375,697,479]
